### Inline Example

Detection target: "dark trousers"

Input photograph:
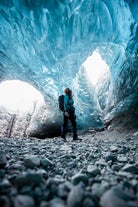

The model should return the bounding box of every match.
[61,113,77,138]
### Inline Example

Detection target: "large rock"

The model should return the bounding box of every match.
[13,195,35,207]
[24,155,40,169]
[100,187,135,207]
[67,183,84,207]
[121,164,138,174]
[15,172,43,189]
[0,151,7,168]
[71,173,89,186]
[87,165,100,177]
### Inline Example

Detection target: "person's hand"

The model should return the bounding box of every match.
[64,111,70,117]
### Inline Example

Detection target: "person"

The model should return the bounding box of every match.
[61,88,81,141]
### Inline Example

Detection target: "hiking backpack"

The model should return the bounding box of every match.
[58,95,64,111]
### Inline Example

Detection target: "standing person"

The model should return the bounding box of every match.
[61,88,81,141]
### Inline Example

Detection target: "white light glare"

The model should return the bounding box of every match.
[0,80,45,113]
[82,51,110,85]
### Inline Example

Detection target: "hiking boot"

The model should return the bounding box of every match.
[73,137,82,141]
[61,126,66,141]
[61,136,67,142]
[72,128,81,141]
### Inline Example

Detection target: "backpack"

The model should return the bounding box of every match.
[58,95,64,111]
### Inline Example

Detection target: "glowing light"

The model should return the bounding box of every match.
[0,80,45,113]
[82,51,110,85]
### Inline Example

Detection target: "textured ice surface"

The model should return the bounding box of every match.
[0,0,138,130]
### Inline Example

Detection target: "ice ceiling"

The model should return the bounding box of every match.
[0,0,138,133]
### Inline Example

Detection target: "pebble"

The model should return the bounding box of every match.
[23,155,40,169]
[0,169,5,178]
[133,131,138,137]
[0,151,7,168]
[71,173,89,186]
[92,181,110,198]
[116,171,134,179]
[15,172,43,189]
[87,165,100,176]
[13,195,35,207]
[100,186,136,207]
[46,197,65,207]
[57,181,73,198]
[112,164,122,171]
[95,159,107,166]
[110,145,118,152]
[0,179,11,195]
[67,183,84,207]
[104,152,117,162]
[117,156,128,163]
[41,157,53,167]
[122,163,138,174]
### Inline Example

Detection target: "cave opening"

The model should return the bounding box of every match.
[0,80,45,113]
[82,51,110,86]
[0,80,45,138]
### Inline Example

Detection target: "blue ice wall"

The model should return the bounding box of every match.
[0,0,138,130]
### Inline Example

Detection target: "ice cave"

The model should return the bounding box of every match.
[0,1,138,207]
[0,0,138,138]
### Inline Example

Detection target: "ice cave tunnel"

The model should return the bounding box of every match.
[0,0,138,138]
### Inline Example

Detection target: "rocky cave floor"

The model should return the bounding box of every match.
[0,121,138,207]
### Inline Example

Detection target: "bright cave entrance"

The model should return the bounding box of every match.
[0,80,45,114]
[82,51,110,86]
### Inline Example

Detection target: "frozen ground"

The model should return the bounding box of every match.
[0,116,138,207]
